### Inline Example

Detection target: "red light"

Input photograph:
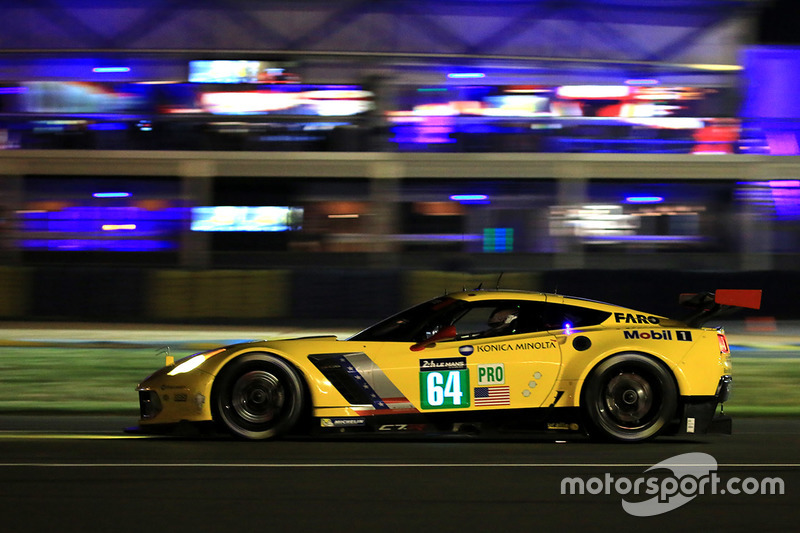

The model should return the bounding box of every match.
[718,333,730,354]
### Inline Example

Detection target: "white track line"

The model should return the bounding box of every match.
[0,463,797,468]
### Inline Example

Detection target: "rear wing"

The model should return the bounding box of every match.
[679,289,762,327]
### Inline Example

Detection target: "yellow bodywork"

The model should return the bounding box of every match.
[136,290,730,427]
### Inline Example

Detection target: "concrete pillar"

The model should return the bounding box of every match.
[367,160,403,267]
[554,163,589,270]
[739,187,774,271]
[178,160,215,269]
[0,174,23,265]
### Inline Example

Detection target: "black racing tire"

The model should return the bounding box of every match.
[212,353,305,440]
[581,353,677,443]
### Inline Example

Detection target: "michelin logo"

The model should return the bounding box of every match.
[320,418,366,428]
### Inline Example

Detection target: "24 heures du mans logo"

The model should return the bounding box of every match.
[419,357,467,372]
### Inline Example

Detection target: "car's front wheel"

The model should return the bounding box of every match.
[582,353,677,443]
[213,353,305,440]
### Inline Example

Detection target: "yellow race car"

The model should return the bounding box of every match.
[135,288,761,442]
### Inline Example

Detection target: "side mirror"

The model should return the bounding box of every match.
[410,325,457,351]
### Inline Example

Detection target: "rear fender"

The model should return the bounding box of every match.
[572,350,687,408]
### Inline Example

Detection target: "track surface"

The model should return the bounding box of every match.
[0,321,796,531]
[0,416,797,533]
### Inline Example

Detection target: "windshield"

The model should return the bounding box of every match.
[348,297,465,343]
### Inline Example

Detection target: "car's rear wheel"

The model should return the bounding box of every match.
[582,353,677,443]
[213,353,305,440]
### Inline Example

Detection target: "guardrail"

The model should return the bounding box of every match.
[1,151,799,179]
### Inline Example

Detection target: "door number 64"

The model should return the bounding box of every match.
[420,369,470,409]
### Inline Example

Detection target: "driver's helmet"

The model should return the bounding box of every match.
[487,308,519,330]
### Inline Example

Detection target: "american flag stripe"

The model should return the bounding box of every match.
[355,397,419,416]
[474,386,510,406]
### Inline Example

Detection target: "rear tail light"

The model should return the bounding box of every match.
[718,333,730,354]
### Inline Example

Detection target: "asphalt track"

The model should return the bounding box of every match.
[0,416,797,533]
[0,320,797,532]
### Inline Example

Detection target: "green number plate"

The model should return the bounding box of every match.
[420,369,470,409]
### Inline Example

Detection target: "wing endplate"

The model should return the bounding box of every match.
[714,289,762,310]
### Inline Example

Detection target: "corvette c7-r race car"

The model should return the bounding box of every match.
[134,288,761,443]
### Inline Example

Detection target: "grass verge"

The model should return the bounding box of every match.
[724,357,800,416]
[0,346,168,414]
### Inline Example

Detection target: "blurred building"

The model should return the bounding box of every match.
[0,1,798,322]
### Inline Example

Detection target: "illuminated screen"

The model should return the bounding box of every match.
[191,206,303,232]
[389,84,734,152]
[198,86,373,116]
[188,60,296,83]
[17,82,143,113]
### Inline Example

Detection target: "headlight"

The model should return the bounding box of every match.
[167,349,223,376]
[168,354,206,376]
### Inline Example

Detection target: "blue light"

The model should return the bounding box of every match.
[447,73,485,79]
[18,206,183,252]
[450,194,488,201]
[625,78,659,86]
[564,322,573,335]
[93,192,131,198]
[92,67,130,73]
[625,196,664,204]
[87,122,128,131]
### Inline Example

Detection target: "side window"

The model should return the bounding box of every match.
[543,303,611,329]
[450,300,550,340]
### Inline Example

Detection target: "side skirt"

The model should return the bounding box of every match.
[311,406,585,437]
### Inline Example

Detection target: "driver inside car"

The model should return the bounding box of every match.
[483,307,519,337]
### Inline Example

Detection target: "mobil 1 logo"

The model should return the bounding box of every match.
[419,358,470,410]
[624,330,693,342]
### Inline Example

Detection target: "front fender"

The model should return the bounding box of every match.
[205,340,351,410]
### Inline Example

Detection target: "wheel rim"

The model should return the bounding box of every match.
[230,370,285,425]
[603,372,654,427]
